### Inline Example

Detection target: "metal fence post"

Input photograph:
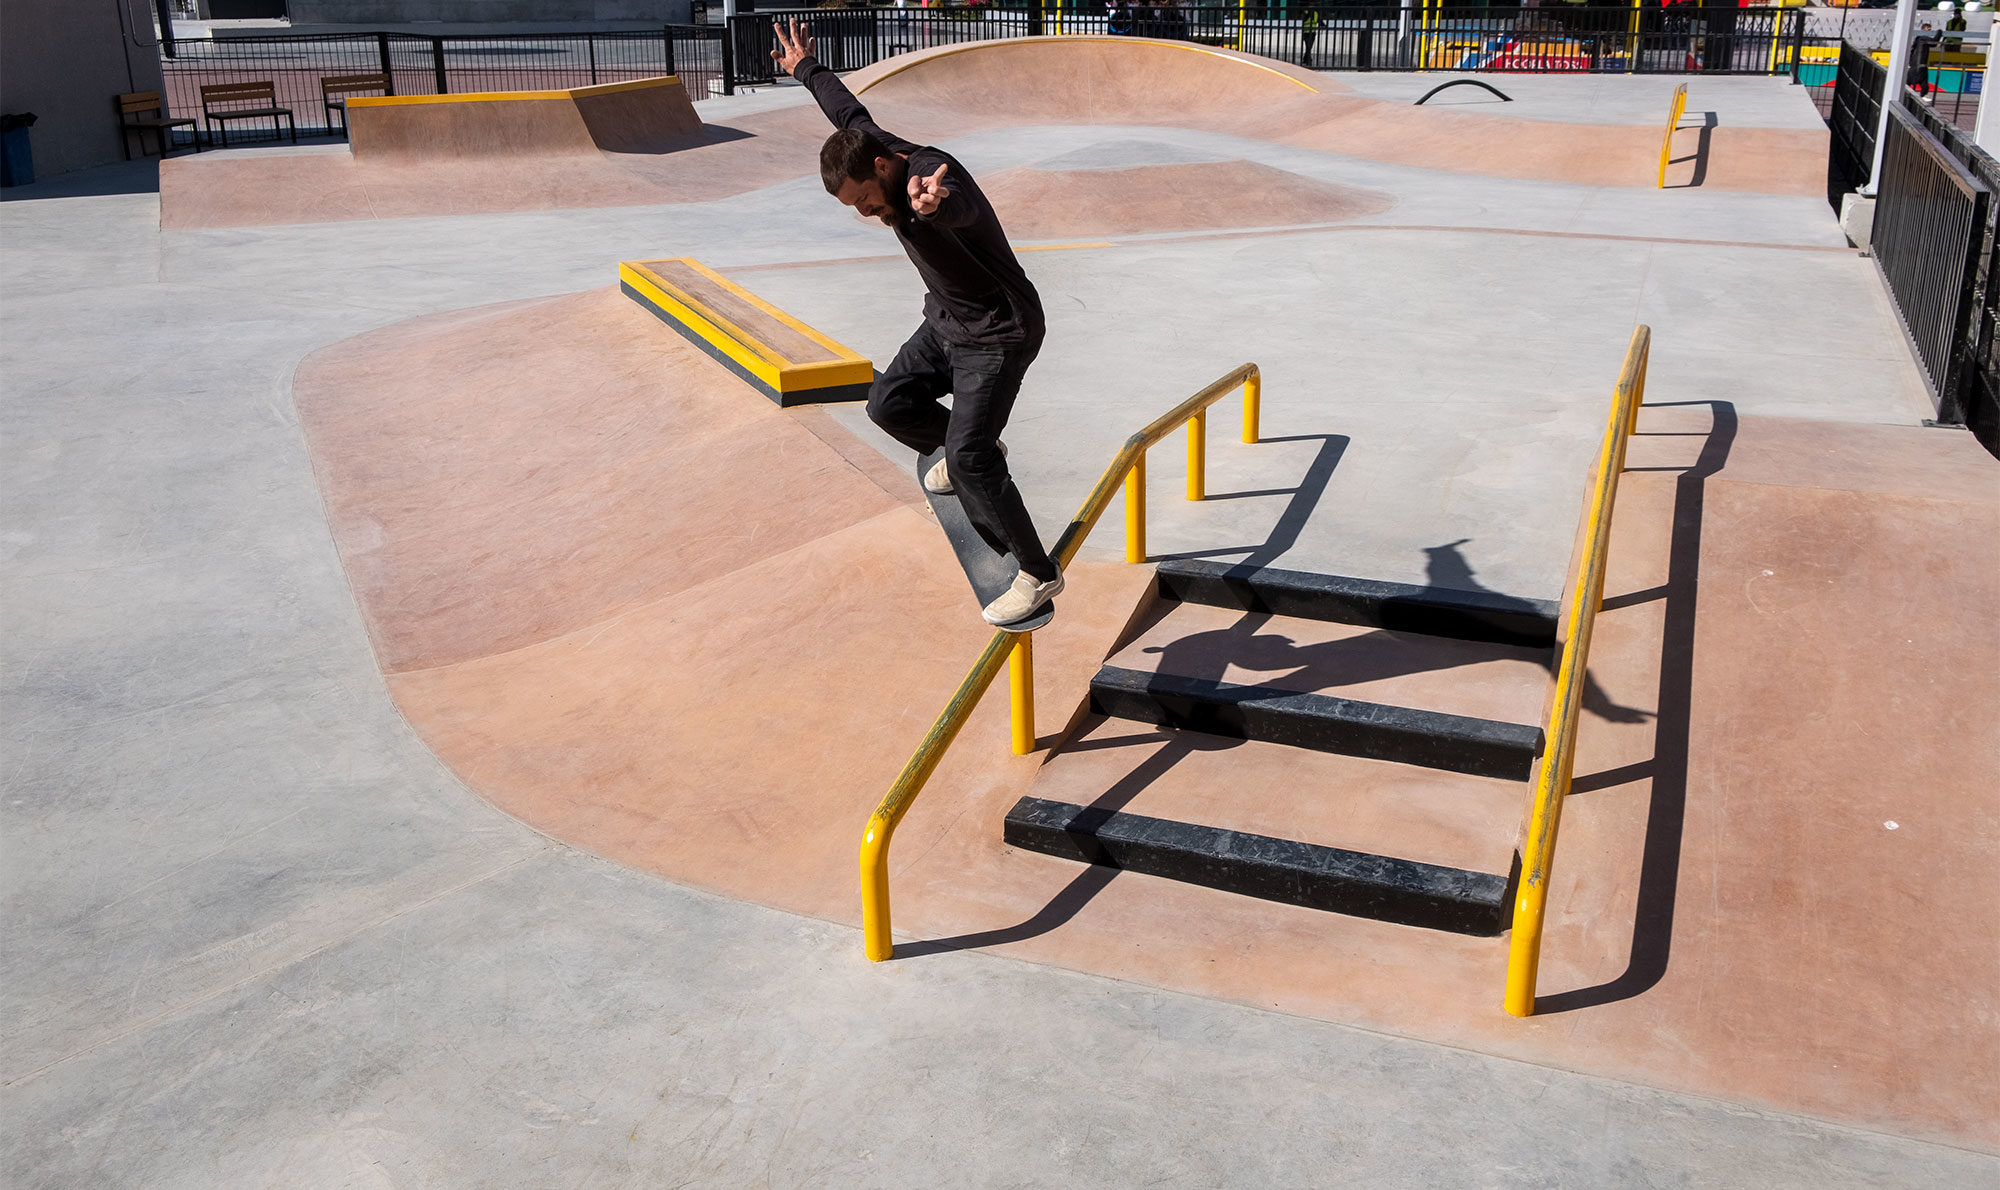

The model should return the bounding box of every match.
[664,25,677,77]
[377,32,396,94]
[589,34,599,85]
[431,37,448,95]
[721,17,736,95]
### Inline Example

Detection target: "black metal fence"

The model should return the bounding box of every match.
[723,6,1808,89]
[159,28,724,137]
[1831,34,2000,455]
[1826,41,1884,209]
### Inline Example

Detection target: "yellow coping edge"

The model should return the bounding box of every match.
[853,36,1318,96]
[619,259,874,393]
[348,75,682,109]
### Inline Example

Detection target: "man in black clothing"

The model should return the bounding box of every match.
[773,18,1062,627]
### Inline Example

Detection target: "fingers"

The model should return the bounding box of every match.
[927,164,949,188]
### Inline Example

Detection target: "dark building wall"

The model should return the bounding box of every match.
[0,0,169,178]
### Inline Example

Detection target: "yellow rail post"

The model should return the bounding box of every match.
[1236,0,1246,52]
[1009,633,1035,756]
[1125,451,1147,563]
[1657,82,1687,189]
[859,364,1262,963]
[1243,370,1260,443]
[1503,326,1650,1018]
[1187,409,1206,501]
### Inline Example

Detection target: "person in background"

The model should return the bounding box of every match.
[1301,5,1321,67]
[1910,21,1942,99]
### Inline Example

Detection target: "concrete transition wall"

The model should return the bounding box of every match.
[346,75,701,160]
[0,0,168,179]
[287,0,693,22]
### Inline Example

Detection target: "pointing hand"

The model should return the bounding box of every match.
[908,164,950,216]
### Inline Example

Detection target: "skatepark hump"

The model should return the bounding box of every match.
[156,36,1827,230]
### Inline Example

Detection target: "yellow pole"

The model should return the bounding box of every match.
[1125,450,1147,563]
[1009,633,1035,756]
[1503,327,1649,1017]
[1236,0,1246,52]
[1186,409,1206,501]
[1242,371,1261,443]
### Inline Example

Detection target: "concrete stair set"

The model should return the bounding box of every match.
[1004,560,1561,936]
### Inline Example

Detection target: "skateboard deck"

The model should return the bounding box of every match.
[918,448,1055,633]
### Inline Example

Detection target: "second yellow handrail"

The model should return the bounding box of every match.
[1657,83,1688,189]
[1503,326,1650,1016]
[859,363,1263,962]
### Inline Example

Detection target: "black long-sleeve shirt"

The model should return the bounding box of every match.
[793,57,1043,349]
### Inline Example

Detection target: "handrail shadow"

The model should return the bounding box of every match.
[1533,398,1738,1013]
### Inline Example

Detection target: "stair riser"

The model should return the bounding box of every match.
[1089,671,1541,782]
[1156,562,1559,650]
[1004,797,1510,936]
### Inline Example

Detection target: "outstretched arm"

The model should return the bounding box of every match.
[774,18,915,153]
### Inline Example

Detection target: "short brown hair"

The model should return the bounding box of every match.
[821,128,888,194]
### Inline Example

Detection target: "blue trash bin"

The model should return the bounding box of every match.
[0,113,36,188]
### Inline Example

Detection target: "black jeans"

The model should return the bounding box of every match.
[868,321,1058,581]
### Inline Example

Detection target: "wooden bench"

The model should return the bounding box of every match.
[199,81,297,148]
[115,91,200,159]
[320,73,389,140]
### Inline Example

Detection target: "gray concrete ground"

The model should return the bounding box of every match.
[5,78,1993,1186]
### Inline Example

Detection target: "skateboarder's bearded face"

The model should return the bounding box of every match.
[821,128,908,228]
[832,154,907,227]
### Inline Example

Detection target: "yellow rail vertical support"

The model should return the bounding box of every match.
[1009,633,1035,756]
[1125,451,1147,563]
[1503,326,1650,1018]
[1236,0,1246,52]
[1242,371,1261,443]
[1186,409,1206,501]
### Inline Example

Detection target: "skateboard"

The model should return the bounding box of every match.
[917,448,1055,633]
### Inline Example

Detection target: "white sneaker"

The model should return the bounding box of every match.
[924,441,1007,496]
[982,566,1063,626]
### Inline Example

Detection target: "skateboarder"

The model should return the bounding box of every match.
[772,18,1063,628]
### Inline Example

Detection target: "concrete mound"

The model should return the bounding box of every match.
[348,76,702,161]
[984,155,1396,238]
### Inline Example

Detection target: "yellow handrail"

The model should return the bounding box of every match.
[1503,326,1650,1017]
[859,363,1263,962]
[1656,83,1688,189]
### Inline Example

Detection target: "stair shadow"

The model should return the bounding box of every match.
[892,434,1351,958]
[1534,399,1737,1014]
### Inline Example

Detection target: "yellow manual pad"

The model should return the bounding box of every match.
[620,258,875,407]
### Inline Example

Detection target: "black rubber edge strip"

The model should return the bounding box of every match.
[1088,666,1542,781]
[1004,796,1511,936]
[1155,559,1559,649]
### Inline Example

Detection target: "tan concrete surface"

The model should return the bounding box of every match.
[294,288,901,672]
[292,283,2000,1152]
[981,159,1397,238]
[160,37,1825,230]
[347,77,702,162]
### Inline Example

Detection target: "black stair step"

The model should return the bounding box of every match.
[1089,665,1542,781]
[1156,559,1559,649]
[1004,797,1512,936]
